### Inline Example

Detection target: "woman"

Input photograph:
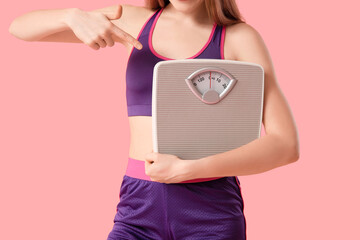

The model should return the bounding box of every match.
[9,0,300,239]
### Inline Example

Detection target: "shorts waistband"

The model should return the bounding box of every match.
[126,157,223,183]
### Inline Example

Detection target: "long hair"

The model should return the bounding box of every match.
[144,0,246,26]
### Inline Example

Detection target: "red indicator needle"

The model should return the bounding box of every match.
[210,71,211,89]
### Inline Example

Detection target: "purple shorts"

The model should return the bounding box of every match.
[107,157,246,240]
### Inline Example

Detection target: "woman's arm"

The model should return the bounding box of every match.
[184,23,300,179]
[8,8,79,42]
[8,4,143,50]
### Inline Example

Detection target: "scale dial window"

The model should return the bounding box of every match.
[185,67,237,104]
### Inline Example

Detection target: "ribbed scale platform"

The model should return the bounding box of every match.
[152,59,264,160]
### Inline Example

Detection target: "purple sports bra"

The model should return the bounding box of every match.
[126,7,226,117]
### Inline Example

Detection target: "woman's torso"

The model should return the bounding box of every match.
[123,6,240,161]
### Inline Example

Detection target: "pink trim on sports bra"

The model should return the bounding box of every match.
[221,25,226,59]
[148,7,217,60]
[126,10,159,64]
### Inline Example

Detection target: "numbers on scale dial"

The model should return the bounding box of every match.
[185,67,237,104]
[192,71,230,95]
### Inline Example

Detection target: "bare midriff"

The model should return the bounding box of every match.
[128,116,153,161]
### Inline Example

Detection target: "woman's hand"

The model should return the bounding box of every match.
[65,5,142,50]
[144,151,191,184]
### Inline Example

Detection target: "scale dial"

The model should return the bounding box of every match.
[185,67,237,104]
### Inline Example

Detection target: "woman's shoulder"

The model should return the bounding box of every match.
[224,22,267,62]
[111,4,157,39]
[226,22,261,41]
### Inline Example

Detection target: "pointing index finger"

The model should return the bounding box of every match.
[111,25,142,50]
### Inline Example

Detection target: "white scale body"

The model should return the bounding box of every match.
[152,59,264,161]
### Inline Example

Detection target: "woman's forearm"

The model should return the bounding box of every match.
[8,8,78,41]
[184,134,299,179]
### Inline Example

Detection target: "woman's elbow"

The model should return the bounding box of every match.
[8,21,17,37]
[273,133,300,163]
[8,18,34,41]
[8,19,25,41]
[287,139,300,163]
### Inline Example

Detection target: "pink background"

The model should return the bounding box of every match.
[1,0,359,239]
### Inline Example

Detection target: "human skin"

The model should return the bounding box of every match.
[8,5,142,50]
[8,0,300,184]
[143,0,300,183]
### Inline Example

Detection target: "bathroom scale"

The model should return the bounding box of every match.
[152,59,264,161]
